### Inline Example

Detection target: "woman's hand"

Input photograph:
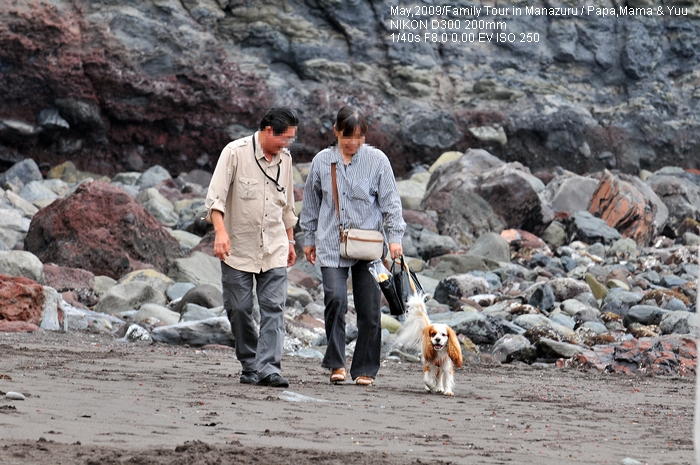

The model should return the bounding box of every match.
[304,246,316,265]
[389,242,403,260]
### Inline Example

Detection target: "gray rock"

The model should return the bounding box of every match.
[118,269,175,295]
[168,229,203,253]
[111,172,142,186]
[581,321,608,334]
[625,305,670,326]
[560,299,597,317]
[423,254,500,281]
[466,231,510,263]
[491,334,531,363]
[647,173,700,236]
[431,311,504,345]
[541,221,567,249]
[415,229,459,260]
[287,285,313,309]
[601,290,644,318]
[537,338,583,359]
[396,178,426,211]
[550,312,576,329]
[683,232,700,246]
[151,316,234,347]
[512,314,574,338]
[61,302,124,332]
[528,284,555,312]
[659,311,700,336]
[0,207,29,249]
[660,275,687,288]
[0,159,42,190]
[166,282,196,301]
[544,175,599,214]
[94,281,166,314]
[181,303,225,322]
[18,181,59,206]
[567,211,622,245]
[434,273,490,305]
[607,238,638,259]
[0,250,45,283]
[664,298,688,312]
[136,165,172,189]
[122,324,153,342]
[168,252,221,291]
[173,283,223,313]
[548,277,591,302]
[134,303,181,325]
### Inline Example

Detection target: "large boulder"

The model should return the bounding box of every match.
[24,181,183,280]
[646,169,700,237]
[587,170,657,246]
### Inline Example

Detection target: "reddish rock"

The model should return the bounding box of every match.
[0,274,45,325]
[288,268,320,290]
[588,170,656,246]
[43,263,95,291]
[476,172,549,235]
[293,314,325,331]
[24,181,183,280]
[402,209,438,233]
[0,321,42,332]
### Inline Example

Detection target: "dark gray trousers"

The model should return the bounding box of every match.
[321,262,382,380]
[221,263,287,379]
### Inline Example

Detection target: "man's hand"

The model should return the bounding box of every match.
[304,246,316,265]
[211,210,230,261]
[287,243,297,267]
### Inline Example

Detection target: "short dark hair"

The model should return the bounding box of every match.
[335,105,368,137]
[260,107,299,135]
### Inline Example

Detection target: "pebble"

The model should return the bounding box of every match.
[6,391,25,400]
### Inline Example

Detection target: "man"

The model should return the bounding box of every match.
[205,107,298,388]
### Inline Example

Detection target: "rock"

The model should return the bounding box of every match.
[151,317,235,347]
[172,283,223,313]
[609,335,696,376]
[0,250,45,283]
[24,181,183,280]
[61,302,124,332]
[513,314,574,339]
[0,207,30,250]
[0,274,45,324]
[550,312,576,329]
[528,284,555,312]
[43,263,95,291]
[136,165,172,189]
[424,255,499,282]
[0,321,41,332]
[18,181,60,207]
[601,290,645,319]
[118,269,175,295]
[168,229,202,253]
[607,238,638,260]
[466,232,511,263]
[122,324,153,342]
[0,159,42,190]
[180,304,225,322]
[540,221,567,248]
[537,338,583,359]
[136,187,178,226]
[381,313,402,334]
[585,273,608,301]
[287,285,313,309]
[166,282,196,302]
[647,171,700,237]
[625,305,670,326]
[133,303,180,325]
[587,170,656,246]
[548,277,592,302]
[434,273,490,306]
[414,229,460,260]
[567,211,622,246]
[431,311,504,345]
[543,174,599,214]
[475,167,551,235]
[396,178,427,211]
[491,334,532,363]
[168,252,221,291]
[40,286,61,331]
[5,392,26,401]
[659,311,700,336]
[4,190,39,218]
[683,232,700,246]
[94,281,166,315]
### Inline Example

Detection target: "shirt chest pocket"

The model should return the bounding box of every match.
[350,178,373,203]
[237,176,259,200]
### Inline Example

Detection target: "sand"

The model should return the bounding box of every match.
[0,330,694,464]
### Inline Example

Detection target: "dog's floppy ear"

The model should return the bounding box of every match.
[447,327,463,368]
[422,326,436,361]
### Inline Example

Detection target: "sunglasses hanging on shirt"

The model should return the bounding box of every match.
[252,135,285,193]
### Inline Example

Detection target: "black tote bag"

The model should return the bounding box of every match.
[379,256,424,316]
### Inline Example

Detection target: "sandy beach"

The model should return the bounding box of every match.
[0,330,694,465]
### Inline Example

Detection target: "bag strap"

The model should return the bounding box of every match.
[331,163,343,235]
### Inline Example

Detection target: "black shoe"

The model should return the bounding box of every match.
[240,371,259,384]
[256,373,289,388]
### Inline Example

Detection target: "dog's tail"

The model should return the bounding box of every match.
[395,293,431,348]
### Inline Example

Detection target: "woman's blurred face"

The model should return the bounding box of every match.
[335,126,365,158]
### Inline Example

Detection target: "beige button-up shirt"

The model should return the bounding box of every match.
[205,132,297,273]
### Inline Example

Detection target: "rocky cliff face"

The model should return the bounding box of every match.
[1,0,699,177]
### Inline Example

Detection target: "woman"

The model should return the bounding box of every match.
[300,106,405,386]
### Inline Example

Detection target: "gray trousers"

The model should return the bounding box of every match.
[321,262,382,380]
[221,263,288,379]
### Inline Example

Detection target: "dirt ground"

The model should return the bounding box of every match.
[0,330,695,465]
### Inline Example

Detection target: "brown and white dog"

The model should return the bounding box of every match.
[396,294,463,396]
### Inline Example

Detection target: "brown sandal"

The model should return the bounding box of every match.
[355,376,374,386]
[330,368,346,383]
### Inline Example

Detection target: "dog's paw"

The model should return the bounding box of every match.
[444,391,454,396]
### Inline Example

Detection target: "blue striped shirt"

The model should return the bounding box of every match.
[300,144,406,267]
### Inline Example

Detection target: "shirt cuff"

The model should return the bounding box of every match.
[203,201,226,223]
[304,232,316,247]
[387,234,403,245]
